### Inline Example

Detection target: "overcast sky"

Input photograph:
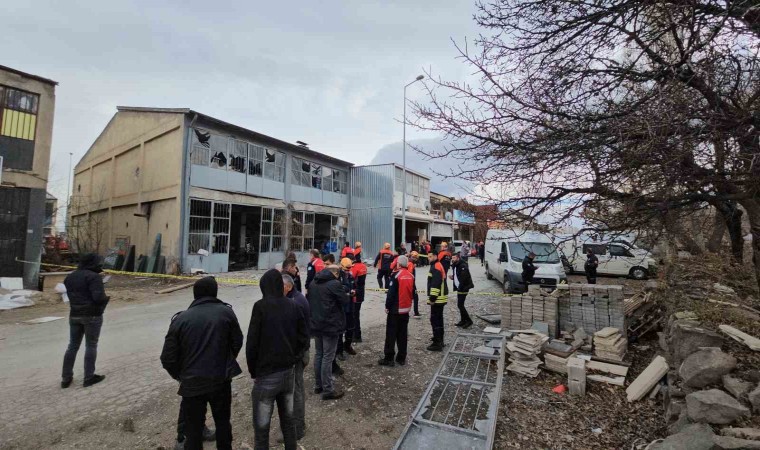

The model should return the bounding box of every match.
[2,0,481,216]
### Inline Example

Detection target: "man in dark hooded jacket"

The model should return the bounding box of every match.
[161,277,243,450]
[61,253,110,389]
[246,269,309,450]
[307,265,349,400]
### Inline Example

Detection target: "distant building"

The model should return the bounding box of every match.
[71,107,352,273]
[0,65,57,287]
[44,192,57,236]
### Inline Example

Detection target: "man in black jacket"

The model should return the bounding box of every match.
[585,248,599,284]
[307,266,350,400]
[522,252,537,290]
[247,269,309,450]
[450,254,475,329]
[160,277,243,450]
[61,253,109,388]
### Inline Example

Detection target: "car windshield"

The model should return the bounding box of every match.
[508,242,560,264]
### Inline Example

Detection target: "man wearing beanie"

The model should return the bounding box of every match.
[161,277,243,450]
[247,269,309,450]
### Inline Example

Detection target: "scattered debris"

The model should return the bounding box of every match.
[720,428,760,441]
[0,290,38,310]
[718,324,760,351]
[586,360,629,377]
[155,282,195,295]
[626,355,668,402]
[507,332,549,377]
[544,353,574,374]
[552,384,567,394]
[708,299,760,315]
[713,283,737,296]
[483,327,502,334]
[23,316,64,324]
[593,327,627,361]
[587,374,625,386]
[475,313,502,324]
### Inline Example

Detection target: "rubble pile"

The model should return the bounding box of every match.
[506,331,549,377]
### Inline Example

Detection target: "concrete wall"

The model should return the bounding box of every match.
[0,68,56,190]
[70,111,184,261]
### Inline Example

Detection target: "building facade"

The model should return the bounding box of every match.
[70,107,351,273]
[0,65,57,287]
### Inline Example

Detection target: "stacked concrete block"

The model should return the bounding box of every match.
[594,327,627,361]
[555,284,627,336]
[567,357,587,396]
[500,291,558,337]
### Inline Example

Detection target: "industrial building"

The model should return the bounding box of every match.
[0,65,57,287]
[70,107,352,273]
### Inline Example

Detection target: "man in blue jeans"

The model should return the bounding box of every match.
[306,265,349,400]
[61,253,109,388]
[247,269,309,450]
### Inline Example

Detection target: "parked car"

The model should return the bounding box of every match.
[485,229,567,293]
[560,239,657,280]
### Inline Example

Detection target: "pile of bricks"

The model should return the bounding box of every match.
[556,284,625,336]
[500,288,558,337]
[593,327,627,361]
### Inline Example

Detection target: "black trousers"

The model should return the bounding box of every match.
[430,303,445,343]
[377,269,391,289]
[413,291,420,315]
[457,293,471,323]
[586,268,597,284]
[353,301,363,340]
[383,313,410,362]
[181,382,232,450]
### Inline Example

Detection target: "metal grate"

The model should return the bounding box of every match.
[394,333,506,450]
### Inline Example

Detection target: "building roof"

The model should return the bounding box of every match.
[0,65,58,86]
[116,106,353,168]
[353,162,431,180]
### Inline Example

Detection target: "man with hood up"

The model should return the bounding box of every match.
[307,265,350,400]
[246,269,309,450]
[61,253,110,389]
[161,277,243,450]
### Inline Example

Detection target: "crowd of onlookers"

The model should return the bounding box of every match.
[58,239,480,449]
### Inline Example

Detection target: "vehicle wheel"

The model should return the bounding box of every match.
[630,266,648,280]
[486,264,493,280]
[503,279,512,294]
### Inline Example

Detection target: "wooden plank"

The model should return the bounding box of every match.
[626,355,668,402]
[588,374,626,386]
[719,324,760,351]
[155,282,195,295]
[587,360,629,377]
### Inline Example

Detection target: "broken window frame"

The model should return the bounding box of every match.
[229,139,248,174]
[260,207,286,253]
[188,199,212,254]
[289,211,315,252]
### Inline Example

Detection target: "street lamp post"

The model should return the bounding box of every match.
[402,74,424,249]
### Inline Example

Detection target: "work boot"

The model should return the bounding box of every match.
[202,426,215,442]
[332,362,345,376]
[462,320,474,329]
[83,374,105,387]
[427,341,444,352]
[61,378,72,389]
[322,390,345,400]
[345,344,357,356]
[313,386,323,394]
[354,336,363,343]
[378,358,395,367]
[395,358,406,366]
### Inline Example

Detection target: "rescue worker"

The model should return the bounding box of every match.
[306,249,325,291]
[353,241,363,261]
[350,255,368,343]
[438,242,453,274]
[426,253,448,351]
[340,242,354,259]
[450,254,474,328]
[374,243,395,289]
[585,248,599,284]
[522,252,537,290]
[408,251,422,319]
[336,258,356,360]
[378,256,415,367]
[398,243,407,256]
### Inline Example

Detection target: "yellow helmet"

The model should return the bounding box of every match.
[340,257,353,269]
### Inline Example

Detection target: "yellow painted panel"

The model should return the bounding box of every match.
[1,109,37,140]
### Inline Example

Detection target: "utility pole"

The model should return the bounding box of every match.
[402,74,424,248]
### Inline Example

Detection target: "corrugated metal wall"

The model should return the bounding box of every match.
[349,165,394,262]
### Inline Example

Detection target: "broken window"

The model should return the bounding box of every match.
[264,149,285,182]
[229,140,247,173]
[208,134,229,169]
[248,144,264,176]
[260,207,286,253]
[291,157,313,187]
[212,202,230,254]
[188,199,212,254]
[289,211,315,252]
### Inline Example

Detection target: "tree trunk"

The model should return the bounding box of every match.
[714,201,744,263]
[707,210,726,253]
[739,199,760,301]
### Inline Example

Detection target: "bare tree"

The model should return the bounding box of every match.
[68,185,109,255]
[413,0,760,289]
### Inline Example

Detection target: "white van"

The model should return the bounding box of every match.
[560,239,657,280]
[485,229,567,293]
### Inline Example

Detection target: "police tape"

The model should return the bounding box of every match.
[17,257,540,296]
[14,258,261,286]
